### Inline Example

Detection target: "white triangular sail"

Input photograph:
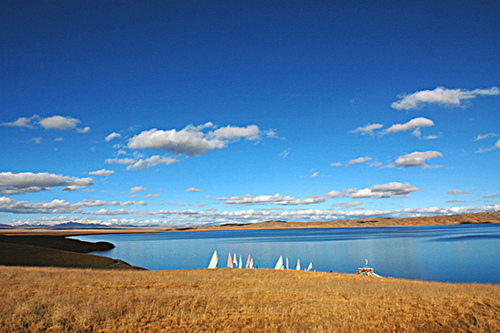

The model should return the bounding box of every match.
[208,250,218,269]
[296,259,301,270]
[233,253,237,266]
[238,255,243,268]
[306,262,313,271]
[274,255,284,270]
[245,254,251,268]
[249,258,254,269]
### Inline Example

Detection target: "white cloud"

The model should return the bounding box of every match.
[105,132,122,142]
[39,115,80,131]
[130,186,146,193]
[186,188,202,192]
[210,124,260,140]
[474,133,498,141]
[4,197,499,226]
[392,151,443,169]
[475,138,500,153]
[392,86,500,110]
[143,193,161,198]
[217,193,325,206]
[3,114,90,133]
[324,189,356,198]
[88,169,115,176]
[280,150,290,158]
[448,189,469,195]
[105,158,136,165]
[1,115,37,128]
[76,126,91,133]
[347,156,372,165]
[127,123,261,156]
[105,155,177,170]
[385,117,434,136]
[350,182,419,198]
[330,162,342,167]
[30,137,42,144]
[349,123,384,135]
[334,201,363,208]
[0,172,94,195]
[126,155,177,170]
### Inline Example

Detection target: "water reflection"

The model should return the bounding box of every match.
[74,223,500,283]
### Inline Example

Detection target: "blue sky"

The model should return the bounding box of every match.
[1,1,499,227]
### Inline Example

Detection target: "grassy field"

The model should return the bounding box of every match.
[1,266,499,332]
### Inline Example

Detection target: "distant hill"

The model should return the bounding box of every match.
[51,222,117,230]
[187,210,500,232]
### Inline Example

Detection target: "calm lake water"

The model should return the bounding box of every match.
[74,223,500,284]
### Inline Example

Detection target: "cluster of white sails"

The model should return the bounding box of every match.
[207,250,313,271]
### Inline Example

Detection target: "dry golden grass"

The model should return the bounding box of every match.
[1,266,499,332]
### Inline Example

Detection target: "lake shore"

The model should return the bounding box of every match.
[1,210,498,272]
[1,266,499,332]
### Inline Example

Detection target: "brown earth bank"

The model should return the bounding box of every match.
[0,266,499,332]
[0,235,144,270]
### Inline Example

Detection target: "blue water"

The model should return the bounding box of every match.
[73,223,500,284]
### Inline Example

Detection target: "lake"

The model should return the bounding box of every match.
[73,223,500,284]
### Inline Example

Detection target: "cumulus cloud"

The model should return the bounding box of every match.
[447,189,469,195]
[88,169,115,176]
[127,123,261,156]
[105,155,177,170]
[392,86,500,110]
[392,151,443,169]
[349,123,384,135]
[347,156,372,165]
[126,155,177,170]
[217,193,325,206]
[385,117,434,137]
[350,182,419,198]
[2,115,90,133]
[324,189,356,198]
[1,115,37,128]
[105,132,122,142]
[143,193,161,198]
[0,172,94,195]
[333,201,363,208]
[130,186,146,193]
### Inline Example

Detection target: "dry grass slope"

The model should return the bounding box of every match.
[1,266,499,332]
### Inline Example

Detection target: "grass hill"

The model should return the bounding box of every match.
[0,266,498,332]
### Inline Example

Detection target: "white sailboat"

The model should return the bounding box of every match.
[274,255,284,270]
[306,262,313,271]
[249,258,254,269]
[296,259,301,270]
[233,253,237,267]
[208,250,218,269]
